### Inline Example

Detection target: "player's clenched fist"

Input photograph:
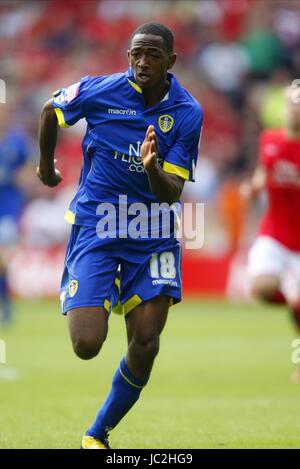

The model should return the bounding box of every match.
[36,159,63,187]
[141,125,158,172]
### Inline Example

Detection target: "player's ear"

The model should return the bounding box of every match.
[127,50,131,65]
[167,53,177,70]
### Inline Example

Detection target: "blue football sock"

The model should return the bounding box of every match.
[86,357,149,441]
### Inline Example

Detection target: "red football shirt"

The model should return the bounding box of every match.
[259,128,300,251]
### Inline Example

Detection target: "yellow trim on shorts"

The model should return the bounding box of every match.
[54,107,70,128]
[113,294,176,316]
[163,161,189,180]
[104,299,111,313]
[111,276,123,315]
[122,294,143,316]
[115,276,121,293]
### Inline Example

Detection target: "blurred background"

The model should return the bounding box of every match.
[1,0,300,450]
[1,0,299,302]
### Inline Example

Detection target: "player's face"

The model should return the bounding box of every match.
[128,34,176,90]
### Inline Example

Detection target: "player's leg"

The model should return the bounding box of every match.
[83,241,182,448]
[85,295,169,446]
[285,253,300,383]
[286,253,300,334]
[289,296,300,383]
[290,304,300,335]
[251,274,286,305]
[60,224,121,448]
[60,224,119,360]
[248,236,287,305]
[248,237,300,383]
[125,295,169,380]
[84,242,182,448]
[67,306,109,360]
[0,249,12,325]
[0,216,21,325]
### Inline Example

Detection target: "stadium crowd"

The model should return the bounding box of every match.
[0,0,299,268]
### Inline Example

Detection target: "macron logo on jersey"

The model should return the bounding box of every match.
[108,108,136,116]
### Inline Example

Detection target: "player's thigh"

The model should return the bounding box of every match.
[125,295,169,346]
[61,225,119,349]
[251,274,281,296]
[248,236,287,292]
[67,306,109,352]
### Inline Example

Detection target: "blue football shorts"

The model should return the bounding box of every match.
[60,224,182,315]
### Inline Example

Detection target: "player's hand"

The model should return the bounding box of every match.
[141,125,158,172]
[36,159,63,187]
[240,180,253,200]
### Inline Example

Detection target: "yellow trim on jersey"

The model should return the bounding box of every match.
[127,79,142,94]
[64,209,75,224]
[163,161,190,180]
[119,367,144,389]
[104,299,111,313]
[123,294,142,316]
[54,107,70,128]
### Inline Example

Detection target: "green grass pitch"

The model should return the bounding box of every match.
[0,298,300,449]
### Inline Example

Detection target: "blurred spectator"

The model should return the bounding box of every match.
[197,35,250,98]
[0,104,32,323]
[0,0,299,264]
[259,68,291,129]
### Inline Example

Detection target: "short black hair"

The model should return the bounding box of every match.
[131,22,174,54]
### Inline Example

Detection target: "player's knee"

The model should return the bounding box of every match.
[251,278,278,301]
[132,335,160,361]
[252,286,275,302]
[72,337,105,360]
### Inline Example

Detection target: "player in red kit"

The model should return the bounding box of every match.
[242,86,300,382]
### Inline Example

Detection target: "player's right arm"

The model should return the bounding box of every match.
[37,99,62,187]
[240,129,273,200]
[240,165,267,200]
[37,76,93,187]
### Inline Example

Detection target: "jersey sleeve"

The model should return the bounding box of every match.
[51,76,92,128]
[163,105,203,182]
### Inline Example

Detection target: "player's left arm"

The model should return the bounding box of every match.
[37,99,62,187]
[142,103,203,204]
[141,125,184,204]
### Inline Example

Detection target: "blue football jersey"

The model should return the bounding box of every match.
[0,129,29,219]
[52,68,203,227]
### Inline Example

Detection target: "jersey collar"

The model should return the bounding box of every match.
[125,68,185,106]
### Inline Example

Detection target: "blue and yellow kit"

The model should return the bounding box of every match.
[53,68,203,315]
